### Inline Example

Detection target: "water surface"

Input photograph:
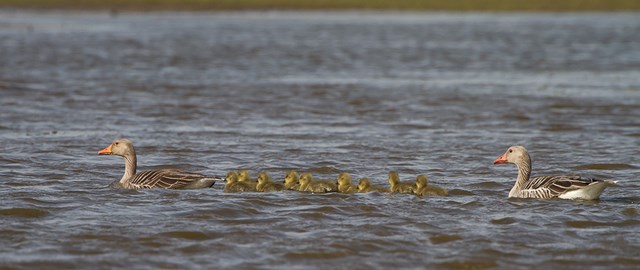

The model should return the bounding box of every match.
[1,11,639,269]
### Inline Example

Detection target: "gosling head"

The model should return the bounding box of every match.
[226,171,239,184]
[284,170,299,185]
[388,171,400,187]
[299,173,313,186]
[257,172,271,184]
[238,170,251,182]
[337,172,352,186]
[357,178,371,191]
[416,175,428,189]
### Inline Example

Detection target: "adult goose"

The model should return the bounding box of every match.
[98,139,219,189]
[493,146,616,200]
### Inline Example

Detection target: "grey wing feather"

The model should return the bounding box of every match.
[524,175,605,197]
[131,169,209,189]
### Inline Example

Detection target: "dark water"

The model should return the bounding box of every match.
[1,11,640,269]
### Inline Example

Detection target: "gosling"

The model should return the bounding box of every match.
[337,172,357,194]
[298,173,337,193]
[357,178,388,193]
[283,170,300,191]
[388,171,416,194]
[414,175,448,197]
[237,170,258,190]
[256,172,284,192]
[224,171,255,193]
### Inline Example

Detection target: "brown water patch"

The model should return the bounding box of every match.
[179,244,208,254]
[137,237,166,248]
[613,257,640,265]
[490,217,517,225]
[300,212,328,219]
[63,246,106,256]
[565,219,640,228]
[430,234,463,244]
[449,189,475,196]
[543,124,581,132]
[357,205,380,212]
[437,260,498,270]
[554,247,609,256]
[43,173,66,180]
[157,231,220,241]
[4,181,37,187]
[8,261,75,269]
[621,208,638,217]
[0,229,26,236]
[507,113,531,121]
[548,101,581,109]
[470,182,503,189]
[0,208,49,218]
[307,166,340,174]
[284,250,355,260]
[221,217,284,226]
[574,163,637,170]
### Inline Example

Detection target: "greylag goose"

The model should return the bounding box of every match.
[256,172,284,192]
[357,178,388,193]
[337,172,357,194]
[283,170,300,190]
[493,146,616,200]
[298,173,337,193]
[224,171,255,193]
[414,175,448,197]
[98,139,218,189]
[237,170,258,190]
[388,171,415,194]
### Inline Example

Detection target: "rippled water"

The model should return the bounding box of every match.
[1,11,640,269]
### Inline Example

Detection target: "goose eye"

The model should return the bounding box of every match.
[508,149,513,153]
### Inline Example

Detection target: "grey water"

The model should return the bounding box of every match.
[1,11,639,269]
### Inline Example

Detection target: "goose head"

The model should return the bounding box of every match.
[98,138,135,157]
[494,146,529,165]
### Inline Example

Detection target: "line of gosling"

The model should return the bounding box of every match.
[224,170,448,197]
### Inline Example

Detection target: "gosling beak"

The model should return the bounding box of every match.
[98,144,113,155]
[493,153,507,164]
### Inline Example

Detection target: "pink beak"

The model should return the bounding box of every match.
[493,153,507,164]
[98,144,113,155]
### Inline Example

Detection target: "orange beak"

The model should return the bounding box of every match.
[493,153,507,164]
[98,144,113,155]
